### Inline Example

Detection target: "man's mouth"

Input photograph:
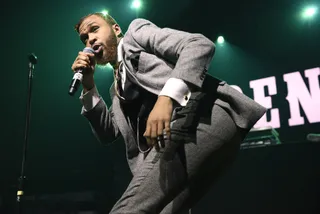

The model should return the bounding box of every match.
[92,44,103,54]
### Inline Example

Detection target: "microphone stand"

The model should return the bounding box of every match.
[16,53,38,214]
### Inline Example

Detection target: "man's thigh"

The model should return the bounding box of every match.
[110,104,244,214]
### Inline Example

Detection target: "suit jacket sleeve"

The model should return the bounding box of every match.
[126,18,215,89]
[82,99,120,144]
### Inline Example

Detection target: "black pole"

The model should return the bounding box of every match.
[16,53,37,214]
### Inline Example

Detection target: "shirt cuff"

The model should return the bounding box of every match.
[79,86,101,112]
[159,78,191,106]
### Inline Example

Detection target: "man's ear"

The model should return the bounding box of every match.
[112,24,122,37]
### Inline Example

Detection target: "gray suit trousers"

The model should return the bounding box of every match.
[109,94,247,214]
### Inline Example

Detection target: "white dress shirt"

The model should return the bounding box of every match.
[80,39,191,111]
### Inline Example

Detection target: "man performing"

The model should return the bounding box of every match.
[71,12,266,214]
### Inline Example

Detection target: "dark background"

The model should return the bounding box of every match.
[0,0,319,213]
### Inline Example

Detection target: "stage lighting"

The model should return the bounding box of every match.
[131,0,142,9]
[217,36,225,44]
[101,10,109,16]
[302,6,317,19]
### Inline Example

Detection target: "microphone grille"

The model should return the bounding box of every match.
[83,47,94,54]
[28,53,38,64]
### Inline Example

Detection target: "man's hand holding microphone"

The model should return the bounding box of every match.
[69,47,96,95]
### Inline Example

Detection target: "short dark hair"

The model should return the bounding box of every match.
[74,12,123,37]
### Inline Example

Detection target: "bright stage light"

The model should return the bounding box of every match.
[101,10,109,16]
[302,6,317,19]
[217,36,225,44]
[131,0,142,9]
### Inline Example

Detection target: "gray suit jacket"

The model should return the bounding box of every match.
[82,19,266,173]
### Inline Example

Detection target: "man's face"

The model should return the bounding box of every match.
[78,15,120,65]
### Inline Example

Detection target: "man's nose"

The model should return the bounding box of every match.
[88,35,97,46]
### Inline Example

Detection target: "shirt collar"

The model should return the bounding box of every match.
[117,38,124,63]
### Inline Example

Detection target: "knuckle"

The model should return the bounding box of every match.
[150,120,157,125]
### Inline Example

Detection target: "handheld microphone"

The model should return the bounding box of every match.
[68,47,95,96]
